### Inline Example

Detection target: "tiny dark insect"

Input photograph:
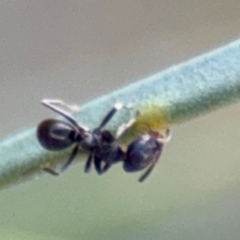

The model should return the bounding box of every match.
[37,99,130,176]
[37,99,171,182]
[123,128,171,182]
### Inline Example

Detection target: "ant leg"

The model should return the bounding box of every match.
[84,153,93,173]
[99,145,124,174]
[60,145,79,172]
[44,144,79,176]
[138,161,157,182]
[94,156,103,175]
[96,103,124,130]
[138,151,161,182]
[101,163,111,174]
[41,99,86,131]
[157,129,171,144]
[115,118,136,139]
[139,129,171,182]
[44,168,59,176]
[115,114,139,139]
[42,99,79,112]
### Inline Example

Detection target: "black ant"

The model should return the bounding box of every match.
[37,99,130,176]
[37,99,171,182]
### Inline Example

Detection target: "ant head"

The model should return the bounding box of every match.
[37,119,81,151]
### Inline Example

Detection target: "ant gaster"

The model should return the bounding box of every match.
[37,99,130,176]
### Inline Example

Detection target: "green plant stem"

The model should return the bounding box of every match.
[1,39,240,188]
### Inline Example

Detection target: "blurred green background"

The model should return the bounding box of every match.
[1,1,240,239]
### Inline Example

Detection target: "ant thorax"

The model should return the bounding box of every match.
[80,131,96,150]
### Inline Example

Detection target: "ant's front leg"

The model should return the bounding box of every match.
[96,102,134,131]
[115,111,139,139]
[96,103,124,130]
[157,129,171,144]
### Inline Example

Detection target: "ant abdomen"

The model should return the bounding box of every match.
[37,119,76,151]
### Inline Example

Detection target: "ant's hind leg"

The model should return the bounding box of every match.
[41,99,82,129]
[93,156,103,175]
[44,144,79,176]
[101,162,111,174]
[44,168,59,176]
[84,153,93,173]
[42,99,79,113]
